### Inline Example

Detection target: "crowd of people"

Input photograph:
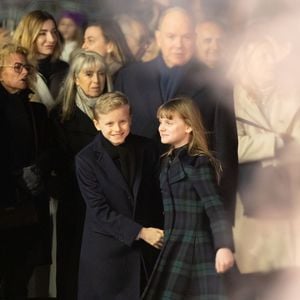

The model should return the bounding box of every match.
[1,1,300,299]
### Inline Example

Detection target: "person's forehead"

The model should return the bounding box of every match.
[197,23,223,37]
[85,26,103,37]
[59,17,76,25]
[41,19,56,29]
[6,52,25,63]
[160,11,193,31]
[80,62,104,71]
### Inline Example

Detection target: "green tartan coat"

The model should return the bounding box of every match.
[142,149,234,300]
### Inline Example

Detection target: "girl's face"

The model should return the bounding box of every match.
[158,111,192,148]
[58,17,77,41]
[94,105,131,146]
[75,63,106,98]
[36,19,58,59]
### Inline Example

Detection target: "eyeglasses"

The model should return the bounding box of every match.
[1,62,34,74]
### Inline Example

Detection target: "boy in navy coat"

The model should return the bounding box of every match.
[75,92,164,300]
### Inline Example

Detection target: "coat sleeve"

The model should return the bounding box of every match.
[76,153,142,247]
[237,119,277,163]
[213,94,238,225]
[191,159,234,251]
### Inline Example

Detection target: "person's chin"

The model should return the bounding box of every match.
[111,137,126,146]
[160,138,169,144]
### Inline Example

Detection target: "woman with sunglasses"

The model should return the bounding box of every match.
[13,10,69,111]
[0,43,52,300]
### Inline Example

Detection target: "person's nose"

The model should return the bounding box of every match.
[113,123,121,131]
[174,37,183,48]
[47,32,56,43]
[159,123,165,132]
[211,40,219,51]
[92,73,100,83]
[82,41,87,50]
[21,66,29,75]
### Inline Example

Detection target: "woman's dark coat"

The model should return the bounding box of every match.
[38,57,69,99]
[143,149,234,300]
[49,106,98,300]
[0,84,51,266]
[75,133,163,300]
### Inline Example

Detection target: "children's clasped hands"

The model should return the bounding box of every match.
[215,248,234,273]
[138,227,164,249]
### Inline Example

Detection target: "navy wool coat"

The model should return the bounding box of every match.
[142,149,234,300]
[75,133,163,300]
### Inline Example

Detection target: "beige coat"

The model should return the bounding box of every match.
[233,85,300,273]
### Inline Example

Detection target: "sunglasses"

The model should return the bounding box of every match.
[1,62,34,74]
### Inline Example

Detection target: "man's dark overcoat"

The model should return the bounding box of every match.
[75,133,163,300]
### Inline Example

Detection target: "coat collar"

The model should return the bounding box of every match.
[160,147,187,186]
[234,85,272,130]
[92,133,143,202]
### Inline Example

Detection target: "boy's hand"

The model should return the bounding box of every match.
[138,227,164,249]
[215,248,234,273]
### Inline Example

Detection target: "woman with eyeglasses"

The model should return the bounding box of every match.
[0,43,52,300]
[13,10,69,111]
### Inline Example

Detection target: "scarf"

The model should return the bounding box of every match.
[101,132,135,188]
[75,86,100,119]
[157,55,185,102]
[32,73,55,112]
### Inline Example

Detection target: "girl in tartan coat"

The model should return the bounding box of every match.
[142,97,235,300]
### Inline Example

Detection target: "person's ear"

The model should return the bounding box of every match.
[75,76,79,86]
[155,30,162,49]
[185,125,192,133]
[106,41,114,55]
[93,118,101,131]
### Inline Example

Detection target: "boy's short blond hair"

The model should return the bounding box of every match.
[93,91,131,119]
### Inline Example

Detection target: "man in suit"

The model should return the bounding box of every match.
[115,6,238,224]
[76,92,163,300]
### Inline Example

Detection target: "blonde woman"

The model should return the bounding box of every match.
[13,10,69,111]
[229,24,300,299]
[50,49,109,300]
[0,43,51,300]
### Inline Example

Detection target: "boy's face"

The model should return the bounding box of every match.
[94,104,131,146]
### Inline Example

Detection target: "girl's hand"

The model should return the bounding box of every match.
[138,227,164,249]
[215,248,234,273]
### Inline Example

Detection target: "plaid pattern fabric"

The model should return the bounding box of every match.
[142,151,233,300]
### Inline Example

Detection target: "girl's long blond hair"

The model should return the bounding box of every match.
[157,97,221,180]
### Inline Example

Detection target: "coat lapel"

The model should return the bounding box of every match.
[132,146,142,201]
[234,86,271,130]
[161,156,186,185]
[93,135,132,196]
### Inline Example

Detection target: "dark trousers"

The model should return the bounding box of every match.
[0,246,34,300]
